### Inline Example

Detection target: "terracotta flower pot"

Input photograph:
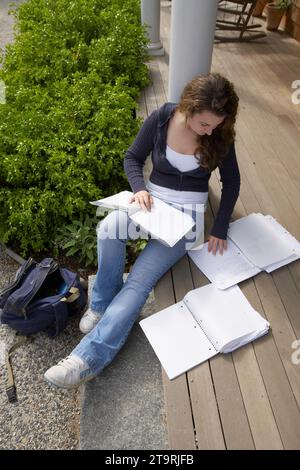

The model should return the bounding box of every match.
[252,0,269,17]
[266,3,286,31]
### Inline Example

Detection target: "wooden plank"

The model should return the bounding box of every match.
[173,255,226,449]
[211,165,300,448]
[212,38,300,122]
[155,1,171,95]
[148,61,167,107]
[272,266,300,339]
[206,147,300,448]
[210,354,256,450]
[153,0,300,450]
[154,270,196,450]
[233,341,283,449]
[229,137,300,319]
[244,278,300,449]
[189,255,255,449]
[212,41,300,298]
[212,55,300,234]
[188,363,226,450]
[136,91,147,120]
[210,150,300,416]
[237,47,300,187]
[144,77,158,115]
[197,164,280,452]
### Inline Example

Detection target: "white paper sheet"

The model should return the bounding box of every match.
[139,301,217,380]
[263,215,300,272]
[188,239,261,289]
[184,284,269,353]
[228,213,295,268]
[130,197,195,247]
[90,190,139,215]
[90,192,195,247]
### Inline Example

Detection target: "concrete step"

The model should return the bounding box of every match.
[79,275,168,450]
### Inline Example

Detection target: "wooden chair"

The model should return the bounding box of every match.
[215,0,266,42]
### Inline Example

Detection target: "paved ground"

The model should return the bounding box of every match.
[80,277,167,450]
[0,0,23,51]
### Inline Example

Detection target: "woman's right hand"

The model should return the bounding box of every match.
[129,190,153,212]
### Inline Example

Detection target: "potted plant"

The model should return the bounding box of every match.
[266,0,291,31]
[252,0,270,17]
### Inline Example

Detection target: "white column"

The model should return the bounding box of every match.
[168,0,218,102]
[141,0,164,56]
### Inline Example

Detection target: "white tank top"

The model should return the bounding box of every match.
[147,145,208,208]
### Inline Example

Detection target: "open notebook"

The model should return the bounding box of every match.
[140,284,269,380]
[189,213,300,289]
[90,190,195,247]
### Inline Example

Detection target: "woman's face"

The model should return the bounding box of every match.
[186,110,225,136]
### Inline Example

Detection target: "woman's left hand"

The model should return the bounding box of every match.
[207,236,227,255]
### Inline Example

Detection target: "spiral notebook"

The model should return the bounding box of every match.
[140,284,269,380]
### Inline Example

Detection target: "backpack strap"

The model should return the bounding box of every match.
[50,287,81,336]
[60,286,80,304]
[5,335,33,403]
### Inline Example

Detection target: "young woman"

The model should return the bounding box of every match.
[45,73,240,389]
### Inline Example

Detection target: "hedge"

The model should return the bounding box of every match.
[0,0,150,255]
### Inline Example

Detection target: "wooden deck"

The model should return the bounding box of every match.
[140,2,300,450]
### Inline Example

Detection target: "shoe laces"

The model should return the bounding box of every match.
[58,356,85,372]
[84,310,100,322]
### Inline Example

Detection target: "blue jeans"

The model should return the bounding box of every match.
[72,206,202,375]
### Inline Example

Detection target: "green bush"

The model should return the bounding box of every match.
[55,214,99,267]
[0,0,150,256]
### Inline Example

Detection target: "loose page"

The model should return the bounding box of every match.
[263,215,300,272]
[130,197,195,247]
[228,213,295,268]
[139,301,217,380]
[188,239,261,289]
[184,284,269,353]
[90,190,140,215]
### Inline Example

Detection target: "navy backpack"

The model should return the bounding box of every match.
[0,257,87,402]
[0,257,87,336]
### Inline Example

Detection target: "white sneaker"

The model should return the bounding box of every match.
[44,355,95,389]
[79,308,102,334]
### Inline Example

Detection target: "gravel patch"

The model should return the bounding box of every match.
[0,245,86,450]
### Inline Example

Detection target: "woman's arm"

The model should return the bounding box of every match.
[210,143,241,245]
[124,108,159,194]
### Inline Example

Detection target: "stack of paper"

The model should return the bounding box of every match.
[189,213,300,289]
[228,213,300,271]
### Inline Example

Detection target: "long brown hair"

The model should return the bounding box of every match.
[177,73,239,171]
